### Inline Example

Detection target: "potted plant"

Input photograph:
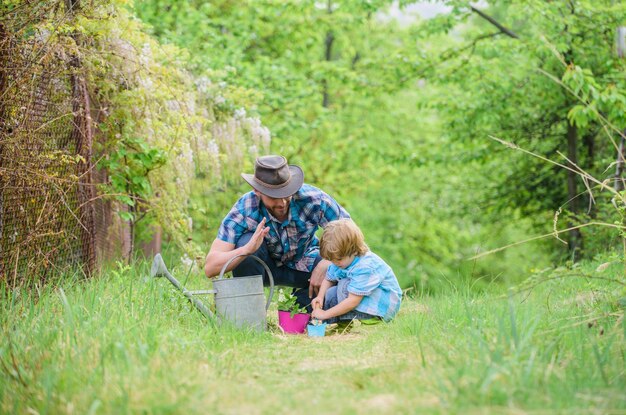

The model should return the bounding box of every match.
[276,289,310,334]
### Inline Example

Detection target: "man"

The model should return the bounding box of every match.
[204,155,350,309]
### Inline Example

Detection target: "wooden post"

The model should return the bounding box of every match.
[0,23,8,280]
[322,0,334,108]
[617,27,626,59]
[566,120,583,259]
[616,27,626,275]
[67,0,97,275]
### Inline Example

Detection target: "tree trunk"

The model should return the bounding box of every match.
[322,30,334,108]
[583,131,595,217]
[614,130,626,192]
[583,131,594,168]
[0,23,8,280]
[322,0,334,108]
[613,130,626,272]
[566,120,583,259]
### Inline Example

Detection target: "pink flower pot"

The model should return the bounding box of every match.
[278,310,310,334]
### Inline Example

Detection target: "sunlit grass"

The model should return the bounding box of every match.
[1,259,624,414]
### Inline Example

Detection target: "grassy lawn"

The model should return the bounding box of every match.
[1,259,625,414]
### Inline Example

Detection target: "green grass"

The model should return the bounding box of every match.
[1,259,625,414]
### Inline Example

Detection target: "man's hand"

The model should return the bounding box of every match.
[243,217,269,255]
[204,218,268,277]
[308,259,330,298]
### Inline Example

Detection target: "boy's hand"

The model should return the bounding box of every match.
[311,296,323,311]
[311,308,327,320]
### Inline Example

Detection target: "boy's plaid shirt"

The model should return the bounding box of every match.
[217,184,350,272]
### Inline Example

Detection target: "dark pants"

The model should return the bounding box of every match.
[233,232,321,311]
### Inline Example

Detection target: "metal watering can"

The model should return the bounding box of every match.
[151,253,275,331]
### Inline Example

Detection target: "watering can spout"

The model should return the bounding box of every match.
[151,253,167,278]
[151,253,214,320]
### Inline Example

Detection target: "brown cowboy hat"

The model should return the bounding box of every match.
[241,155,304,198]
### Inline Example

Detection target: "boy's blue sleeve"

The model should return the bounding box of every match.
[326,264,340,282]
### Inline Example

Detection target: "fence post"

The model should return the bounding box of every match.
[68,1,97,275]
[0,23,7,280]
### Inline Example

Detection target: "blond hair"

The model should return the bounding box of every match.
[320,219,369,261]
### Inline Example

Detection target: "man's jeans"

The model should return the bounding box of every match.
[323,278,378,324]
[233,232,320,311]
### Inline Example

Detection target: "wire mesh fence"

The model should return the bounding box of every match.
[0,17,100,287]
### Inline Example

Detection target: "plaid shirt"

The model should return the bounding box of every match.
[326,252,402,322]
[217,184,350,272]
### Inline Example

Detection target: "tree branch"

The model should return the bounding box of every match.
[470,6,519,39]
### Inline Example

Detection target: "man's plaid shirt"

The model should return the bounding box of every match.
[217,184,350,272]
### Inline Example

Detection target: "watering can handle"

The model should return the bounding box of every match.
[218,254,275,312]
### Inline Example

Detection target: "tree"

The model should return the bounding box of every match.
[420,0,626,259]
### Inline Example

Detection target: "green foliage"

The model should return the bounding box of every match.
[99,136,166,221]
[563,64,626,131]
[9,0,626,287]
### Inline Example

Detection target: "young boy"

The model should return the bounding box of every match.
[311,219,402,323]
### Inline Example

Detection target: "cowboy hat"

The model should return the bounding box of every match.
[241,155,304,198]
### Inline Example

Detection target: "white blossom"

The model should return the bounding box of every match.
[138,76,153,89]
[166,100,181,112]
[180,253,197,272]
[234,108,247,119]
[207,139,219,157]
[139,43,152,67]
[195,76,212,94]
[185,98,196,114]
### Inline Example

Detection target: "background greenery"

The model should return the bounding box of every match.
[126,0,624,290]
